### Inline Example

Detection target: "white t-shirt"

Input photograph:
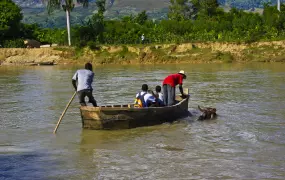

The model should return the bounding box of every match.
[157,92,163,102]
[136,91,156,106]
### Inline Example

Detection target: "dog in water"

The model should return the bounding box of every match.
[197,105,217,120]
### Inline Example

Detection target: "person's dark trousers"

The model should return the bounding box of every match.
[163,84,175,106]
[77,89,97,107]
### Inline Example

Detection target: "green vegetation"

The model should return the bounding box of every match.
[2,0,285,49]
[0,0,23,47]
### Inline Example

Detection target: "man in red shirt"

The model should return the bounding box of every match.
[162,70,187,106]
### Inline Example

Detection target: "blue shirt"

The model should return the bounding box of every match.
[136,91,156,107]
[72,69,94,92]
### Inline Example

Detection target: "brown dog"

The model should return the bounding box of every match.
[198,105,217,120]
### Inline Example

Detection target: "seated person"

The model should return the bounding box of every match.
[135,84,156,107]
[152,85,164,106]
[155,85,164,106]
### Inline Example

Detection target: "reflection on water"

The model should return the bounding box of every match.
[0,63,285,179]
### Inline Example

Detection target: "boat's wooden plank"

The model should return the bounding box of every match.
[83,119,103,129]
[81,110,100,120]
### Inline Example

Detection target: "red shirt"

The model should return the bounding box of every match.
[163,74,183,87]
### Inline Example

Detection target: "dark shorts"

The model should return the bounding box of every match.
[77,89,97,107]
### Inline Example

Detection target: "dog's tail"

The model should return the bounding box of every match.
[198,105,204,112]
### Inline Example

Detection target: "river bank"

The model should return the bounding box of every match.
[1,41,285,65]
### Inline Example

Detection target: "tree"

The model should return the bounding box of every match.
[88,0,106,43]
[0,0,22,42]
[134,11,148,25]
[168,0,197,21]
[44,0,89,46]
[192,0,219,17]
[72,0,106,46]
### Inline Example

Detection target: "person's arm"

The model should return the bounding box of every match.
[148,95,158,107]
[179,84,187,98]
[149,90,157,98]
[72,71,78,91]
[72,79,77,91]
[91,72,94,84]
[179,84,184,95]
[178,74,187,98]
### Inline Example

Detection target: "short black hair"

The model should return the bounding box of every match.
[155,85,161,92]
[85,62,93,71]
[142,84,148,91]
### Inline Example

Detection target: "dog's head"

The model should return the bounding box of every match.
[207,108,216,113]
[197,105,217,121]
[198,105,216,113]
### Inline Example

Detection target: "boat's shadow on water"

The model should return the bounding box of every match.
[77,108,217,155]
[183,109,200,122]
[79,109,205,142]
[79,110,198,146]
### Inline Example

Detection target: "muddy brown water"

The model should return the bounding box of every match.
[0,63,285,179]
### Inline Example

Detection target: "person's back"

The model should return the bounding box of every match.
[74,69,94,91]
[136,92,155,107]
[163,73,184,88]
[134,84,156,107]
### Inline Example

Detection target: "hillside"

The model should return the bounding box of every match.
[14,0,276,28]
[19,0,170,27]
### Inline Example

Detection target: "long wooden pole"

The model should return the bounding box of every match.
[53,91,77,134]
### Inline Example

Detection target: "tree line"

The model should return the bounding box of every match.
[1,0,285,48]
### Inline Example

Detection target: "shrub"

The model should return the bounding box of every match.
[2,39,25,48]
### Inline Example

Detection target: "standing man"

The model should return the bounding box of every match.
[72,62,97,107]
[162,70,187,106]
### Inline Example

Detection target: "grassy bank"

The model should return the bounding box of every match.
[1,41,285,66]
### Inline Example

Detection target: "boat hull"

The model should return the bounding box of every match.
[80,96,189,130]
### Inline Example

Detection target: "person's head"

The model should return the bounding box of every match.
[155,85,161,93]
[141,84,148,92]
[178,70,186,79]
[85,62,93,71]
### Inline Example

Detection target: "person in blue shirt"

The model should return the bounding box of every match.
[135,84,156,107]
[72,63,97,107]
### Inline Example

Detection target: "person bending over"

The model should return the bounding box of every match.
[162,70,187,106]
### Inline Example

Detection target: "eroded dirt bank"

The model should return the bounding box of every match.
[1,41,285,66]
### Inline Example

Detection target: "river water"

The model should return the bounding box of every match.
[0,63,285,179]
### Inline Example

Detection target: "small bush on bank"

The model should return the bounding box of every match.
[87,41,100,50]
[2,39,25,48]
[215,51,234,63]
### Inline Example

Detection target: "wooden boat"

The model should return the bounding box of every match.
[80,88,190,130]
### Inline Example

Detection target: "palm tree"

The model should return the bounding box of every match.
[44,0,89,46]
